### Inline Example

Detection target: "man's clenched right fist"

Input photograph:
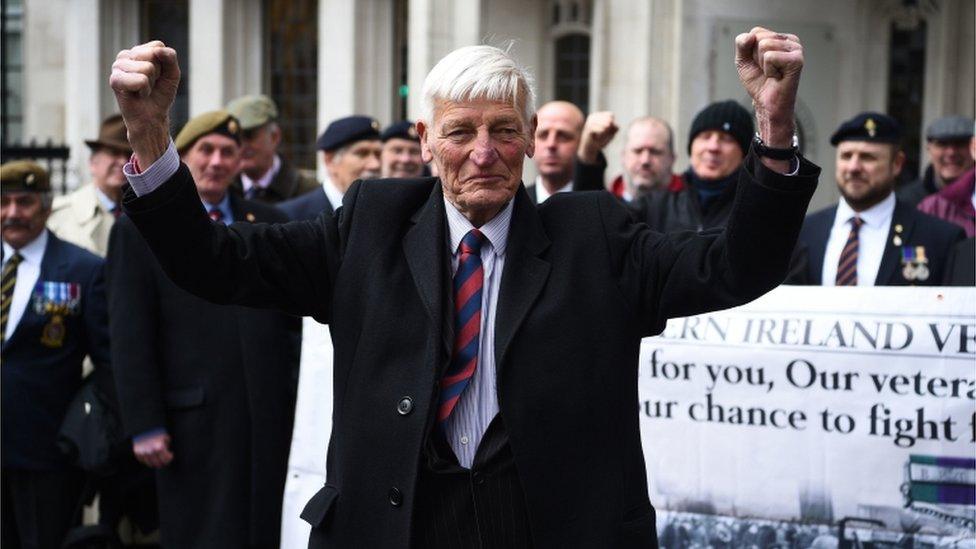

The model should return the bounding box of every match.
[110,41,181,167]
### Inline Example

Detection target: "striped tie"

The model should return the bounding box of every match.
[835,216,864,286]
[437,229,486,425]
[1,252,23,344]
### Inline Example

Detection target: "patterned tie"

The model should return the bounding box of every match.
[835,216,864,286]
[437,229,487,425]
[208,207,224,223]
[1,252,23,344]
[111,206,121,219]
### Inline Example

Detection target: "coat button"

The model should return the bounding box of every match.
[472,472,485,485]
[397,396,413,416]
[388,487,402,507]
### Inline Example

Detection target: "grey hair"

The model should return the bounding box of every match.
[420,45,536,125]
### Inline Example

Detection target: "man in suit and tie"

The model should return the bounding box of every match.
[47,115,131,256]
[107,111,301,548]
[1,160,111,548]
[278,116,382,221]
[111,27,817,547]
[226,94,321,204]
[792,112,964,286]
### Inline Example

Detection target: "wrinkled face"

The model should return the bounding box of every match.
[88,148,129,193]
[690,130,744,180]
[835,141,903,211]
[1,192,49,249]
[533,104,581,183]
[418,99,535,226]
[325,140,383,192]
[381,138,424,178]
[927,138,974,185]
[622,123,675,190]
[239,123,281,178]
[182,133,241,204]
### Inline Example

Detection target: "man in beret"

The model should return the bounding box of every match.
[278,115,382,221]
[47,114,131,256]
[106,110,301,547]
[897,115,975,206]
[530,101,614,203]
[380,121,425,178]
[792,112,964,286]
[1,160,111,547]
[226,94,320,204]
[630,100,757,233]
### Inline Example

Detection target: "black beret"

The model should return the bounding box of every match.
[1,160,50,193]
[316,115,381,152]
[381,121,420,143]
[830,112,901,146]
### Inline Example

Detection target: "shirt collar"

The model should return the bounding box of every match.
[241,154,282,192]
[533,175,573,203]
[322,175,345,210]
[94,187,117,213]
[3,229,48,266]
[835,191,896,229]
[444,196,513,257]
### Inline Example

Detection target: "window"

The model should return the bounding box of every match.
[142,0,190,134]
[1,0,24,144]
[554,34,590,114]
[266,0,319,170]
[887,20,927,180]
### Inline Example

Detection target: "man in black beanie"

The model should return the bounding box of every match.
[631,100,756,233]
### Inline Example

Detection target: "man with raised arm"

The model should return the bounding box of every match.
[110,28,818,547]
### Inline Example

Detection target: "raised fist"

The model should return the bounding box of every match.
[109,41,181,166]
[578,111,618,164]
[735,27,803,149]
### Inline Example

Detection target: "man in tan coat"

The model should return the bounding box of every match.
[47,115,131,256]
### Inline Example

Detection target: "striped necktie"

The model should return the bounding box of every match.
[1,252,24,344]
[437,229,487,425]
[835,216,864,286]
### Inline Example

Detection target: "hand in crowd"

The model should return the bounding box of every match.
[734,26,803,157]
[133,431,174,468]
[578,111,618,164]
[109,40,181,168]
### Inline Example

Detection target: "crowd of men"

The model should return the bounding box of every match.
[2,68,974,547]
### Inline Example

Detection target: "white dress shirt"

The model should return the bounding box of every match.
[2,230,48,341]
[443,198,513,468]
[322,176,345,210]
[532,176,573,203]
[821,193,896,286]
[241,154,281,195]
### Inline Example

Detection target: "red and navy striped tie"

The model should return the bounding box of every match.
[438,229,486,425]
[835,216,864,286]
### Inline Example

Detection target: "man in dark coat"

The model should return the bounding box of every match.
[110,29,816,548]
[1,161,111,548]
[226,94,320,203]
[278,115,382,221]
[792,112,964,286]
[107,111,300,548]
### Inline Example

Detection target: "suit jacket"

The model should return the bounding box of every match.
[231,157,320,204]
[793,199,965,285]
[122,151,819,548]
[106,193,301,548]
[279,185,335,221]
[526,153,608,204]
[48,184,116,256]
[943,237,975,286]
[2,231,110,470]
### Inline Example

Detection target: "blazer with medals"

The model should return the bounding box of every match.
[793,199,965,285]
[106,193,301,548]
[47,183,116,256]
[2,231,110,470]
[123,150,819,548]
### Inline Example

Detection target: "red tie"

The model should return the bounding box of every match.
[835,216,864,286]
[208,208,224,223]
[437,229,486,425]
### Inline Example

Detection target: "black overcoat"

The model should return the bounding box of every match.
[123,150,819,548]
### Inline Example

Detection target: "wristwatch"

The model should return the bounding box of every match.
[752,133,799,160]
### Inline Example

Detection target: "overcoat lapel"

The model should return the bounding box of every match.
[494,185,550,369]
[403,182,452,360]
[874,201,915,285]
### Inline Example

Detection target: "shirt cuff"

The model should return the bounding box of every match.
[124,140,179,196]
[133,427,168,443]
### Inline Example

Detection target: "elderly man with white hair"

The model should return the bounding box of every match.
[109,28,818,548]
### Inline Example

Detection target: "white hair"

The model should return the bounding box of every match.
[420,45,536,125]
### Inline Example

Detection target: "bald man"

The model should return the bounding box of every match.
[610,117,680,201]
[530,101,616,203]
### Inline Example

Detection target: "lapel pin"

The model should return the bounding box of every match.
[246,212,256,222]
[894,224,903,233]
[893,235,902,246]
